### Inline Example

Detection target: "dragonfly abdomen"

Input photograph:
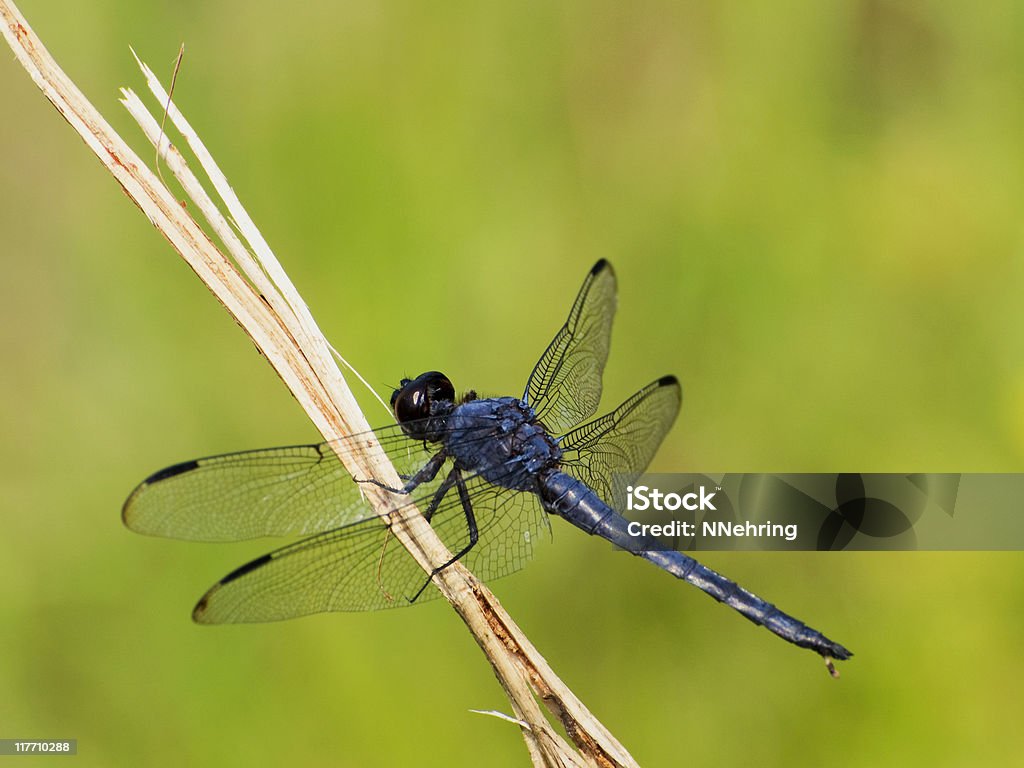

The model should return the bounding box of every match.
[640,549,852,662]
[540,472,853,663]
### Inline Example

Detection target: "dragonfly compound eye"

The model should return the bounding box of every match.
[392,371,454,424]
[425,372,455,403]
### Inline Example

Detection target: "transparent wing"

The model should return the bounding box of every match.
[558,376,682,508]
[192,469,551,623]
[124,421,460,542]
[523,259,617,435]
[123,413,554,622]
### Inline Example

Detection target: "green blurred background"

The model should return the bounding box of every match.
[3,1,1023,765]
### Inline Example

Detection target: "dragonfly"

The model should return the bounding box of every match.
[123,260,852,671]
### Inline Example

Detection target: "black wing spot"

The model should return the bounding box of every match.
[657,375,679,388]
[590,258,610,276]
[192,594,210,620]
[145,460,200,484]
[219,554,273,585]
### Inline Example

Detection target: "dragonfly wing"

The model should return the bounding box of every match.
[452,476,551,583]
[193,474,551,623]
[558,376,681,508]
[523,259,617,435]
[122,423,438,542]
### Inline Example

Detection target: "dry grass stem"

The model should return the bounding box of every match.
[1,2,641,764]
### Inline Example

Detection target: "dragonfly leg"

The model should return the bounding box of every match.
[356,448,448,495]
[409,468,480,603]
[422,468,458,523]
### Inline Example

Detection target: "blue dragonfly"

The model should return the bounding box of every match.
[124,260,851,671]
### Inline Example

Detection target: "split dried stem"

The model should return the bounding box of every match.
[1,3,640,765]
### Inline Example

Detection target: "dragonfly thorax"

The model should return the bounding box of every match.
[445,397,562,492]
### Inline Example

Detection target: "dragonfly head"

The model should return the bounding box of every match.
[391,371,456,442]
